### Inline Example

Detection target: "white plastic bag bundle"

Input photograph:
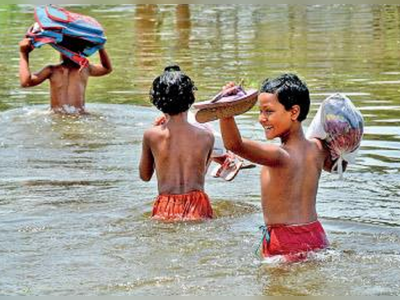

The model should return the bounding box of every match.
[306,93,364,176]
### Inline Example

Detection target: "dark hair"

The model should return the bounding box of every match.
[149,65,196,115]
[260,73,310,122]
[59,35,90,54]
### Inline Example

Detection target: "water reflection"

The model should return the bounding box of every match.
[175,5,191,50]
[134,4,160,69]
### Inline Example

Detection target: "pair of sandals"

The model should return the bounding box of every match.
[211,152,255,181]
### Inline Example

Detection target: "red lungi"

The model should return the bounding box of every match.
[261,220,329,262]
[152,190,213,221]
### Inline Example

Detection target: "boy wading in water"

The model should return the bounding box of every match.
[19,38,112,114]
[139,65,214,221]
[220,74,333,262]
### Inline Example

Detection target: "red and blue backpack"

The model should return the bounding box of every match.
[26,5,106,68]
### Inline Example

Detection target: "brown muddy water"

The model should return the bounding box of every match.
[0,4,400,295]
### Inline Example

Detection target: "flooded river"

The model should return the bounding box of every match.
[1,4,400,295]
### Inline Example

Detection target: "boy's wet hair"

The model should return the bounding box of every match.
[150,65,196,115]
[260,73,310,122]
[59,35,89,54]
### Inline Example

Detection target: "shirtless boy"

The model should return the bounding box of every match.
[139,65,214,221]
[219,74,334,261]
[19,38,112,114]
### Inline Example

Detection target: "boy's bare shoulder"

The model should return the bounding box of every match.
[43,63,65,75]
[308,137,330,162]
[309,137,324,152]
[190,124,214,142]
[45,63,62,70]
[143,125,164,140]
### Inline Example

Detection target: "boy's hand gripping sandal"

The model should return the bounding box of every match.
[211,154,243,181]
[193,85,258,123]
[210,152,257,181]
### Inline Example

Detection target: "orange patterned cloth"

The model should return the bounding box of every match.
[152,190,213,221]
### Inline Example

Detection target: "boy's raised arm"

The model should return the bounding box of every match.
[139,131,155,182]
[19,38,52,88]
[89,48,113,77]
[220,117,288,167]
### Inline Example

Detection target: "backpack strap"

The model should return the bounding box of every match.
[51,44,89,68]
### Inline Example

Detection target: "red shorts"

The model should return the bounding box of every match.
[152,190,213,221]
[261,220,329,262]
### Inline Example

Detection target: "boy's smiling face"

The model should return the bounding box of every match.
[258,92,293,140]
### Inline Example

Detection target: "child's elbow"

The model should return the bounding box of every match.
[139,169,153,182]
[20,80,31,88]
[104,67,113,75]
[103,65,113,75]
[140,175,152,182]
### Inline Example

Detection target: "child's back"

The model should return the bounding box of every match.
[19,38,112,114]
[143,113,213,195]
[48,61,89,113]
[140,65,214,221]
